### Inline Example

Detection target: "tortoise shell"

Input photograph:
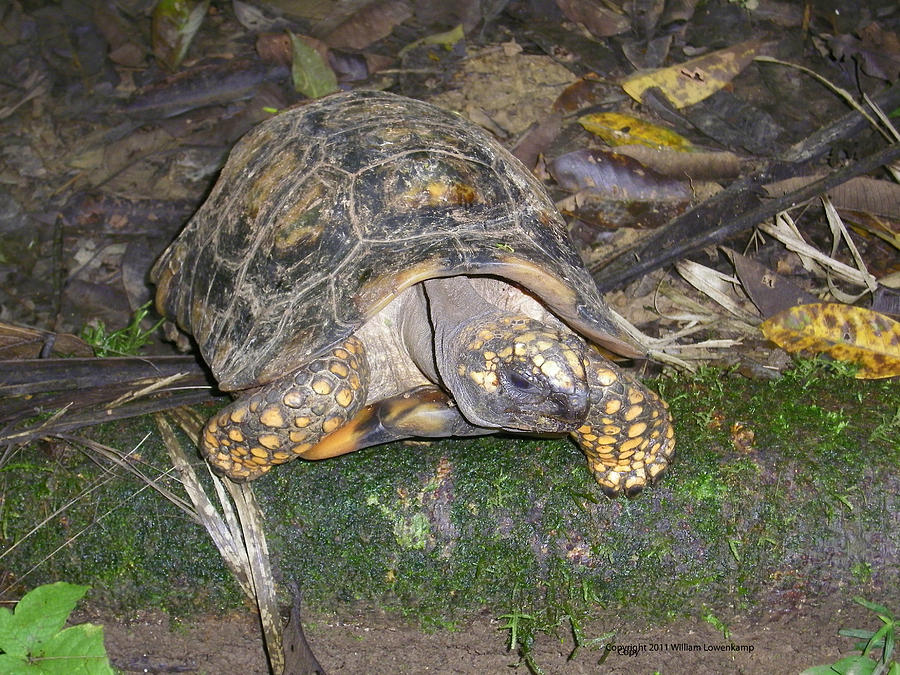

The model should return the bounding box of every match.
[151,90,641,392]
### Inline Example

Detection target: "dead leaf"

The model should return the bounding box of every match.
[0,322,94,359]
[728,250,819,318]
[323,0,412,51]
[761,303,900,379]
[622,39,768,108]
[763,175,900,222]
[555,0,630,38]
[550,149,691,200]
[613,144,741,180]
[579,112,694,151]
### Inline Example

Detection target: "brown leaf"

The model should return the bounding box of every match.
[550,149,691,201]
[323,0,412,50]
[0,322,94,359]
[555,0,631,38]
[761,303,900,379]
[729,250,819,318]
[763,175,900,222]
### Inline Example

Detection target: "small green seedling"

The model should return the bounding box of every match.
[81,301,163,357]
[801,597,898,675]
[0,581,114,673]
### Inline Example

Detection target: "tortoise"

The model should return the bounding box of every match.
[151,90,674,497]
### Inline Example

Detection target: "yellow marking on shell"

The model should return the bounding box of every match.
[477,329,494,342]
[348,373,361,389]
[628,422,648,438]
[292,443,312,455]
[204,430,219,448]
[628,388,645,404]
[603,425,621,435]
[312,377,332,396]
[260,406,285,428]
[228,429,244,443]
[594,369,618,386]
[207,419,218,433]
[577,424,593,435]
[289,430,306,443]
[498,346,513,359]
[294,416,311,428]
[233,446,248,456]
[514,343,527,356]
[249,400,260,413]
[532,354,545,368]
[604,399,622,415]
[594,435,618,445]
[283,391,304,408]
[249,446,268,458]
[483,350,496,361]
[468,339,484,351]
[329,362,349,377]
[229,407,248,424]
[648,462,666,478]
[322,416,343,434]
[333,348,349,359]
[335,386,354,408]
[620,436,643,453]
[251,455,269,465]
[624,404,644,421]
[258,434,281,450]
[272,451,291,461]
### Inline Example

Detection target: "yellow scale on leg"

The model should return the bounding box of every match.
[572,357,675,498]
[201,336,370,481]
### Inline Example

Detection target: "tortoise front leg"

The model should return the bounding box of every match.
[201,336,369,481]
[570,353,675,498]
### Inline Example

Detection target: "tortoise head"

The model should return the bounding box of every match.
[439,314,591,433]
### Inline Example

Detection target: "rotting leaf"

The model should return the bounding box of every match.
[556,0,630,38]
[289,32,338,99]
[622,39,768,108]
[324,0,413,51]
[550,148,692,229]
[761,303,900,379]
[579,112,694,151]
[728,250,819,319]
[151,0,209,71]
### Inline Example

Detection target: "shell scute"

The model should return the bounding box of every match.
[152,90,640,391]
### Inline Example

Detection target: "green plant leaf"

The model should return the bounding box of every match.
[0,583,88,658]
[289,33,338,99]
[0,652,30,673]
[32,624,114,674]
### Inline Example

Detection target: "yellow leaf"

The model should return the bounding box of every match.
[578,112,693,151]
[622,40,767,108]
[761,303,900,379]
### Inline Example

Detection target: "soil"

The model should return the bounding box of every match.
[92,594,873,674]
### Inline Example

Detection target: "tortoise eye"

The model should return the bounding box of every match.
[506,371,534,391]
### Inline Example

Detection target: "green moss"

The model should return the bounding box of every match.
[2,361,897,631]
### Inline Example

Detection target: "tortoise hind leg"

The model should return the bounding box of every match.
[202,336,369,481]
[571,353,675,498]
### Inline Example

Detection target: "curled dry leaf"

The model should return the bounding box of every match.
[622,39,768,108]
[761,303,900,379]
[551,149,692,229]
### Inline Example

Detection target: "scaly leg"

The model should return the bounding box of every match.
[201,336,369,481]
[571,353,675,498]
